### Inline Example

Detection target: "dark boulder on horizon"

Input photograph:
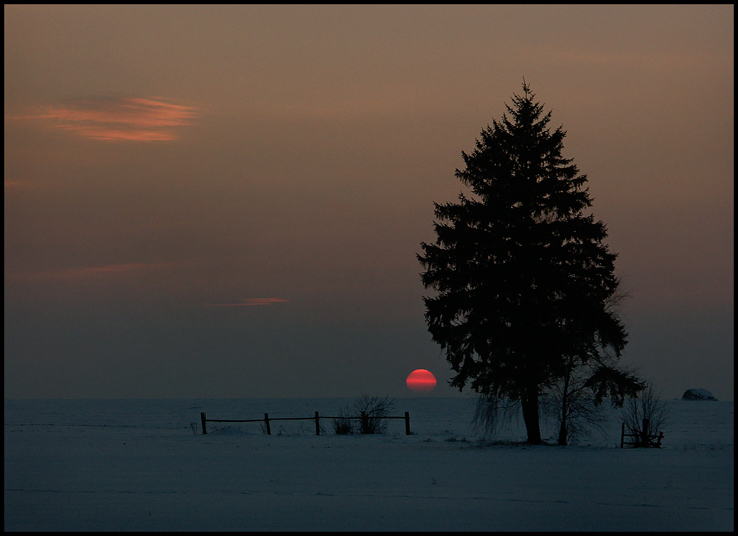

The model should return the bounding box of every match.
[682,388,718,401]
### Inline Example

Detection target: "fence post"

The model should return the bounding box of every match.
[405,411,410,435]
[641,418,650,447]
[264,413,271,435]
[315,411,320,435]
[620,422,624,448]
[361,411,368,434]
[201,412,207,435]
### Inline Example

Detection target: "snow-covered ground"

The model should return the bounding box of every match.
[4,396,733,531]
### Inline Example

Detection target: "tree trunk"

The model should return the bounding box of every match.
[558,361,571,446]
[558,420,568,446]
[521,391,542,444]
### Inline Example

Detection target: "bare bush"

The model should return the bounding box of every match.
[353,393,395,434]
[541,362,610,446]
[621,379,670,444]
[331,407,354,435]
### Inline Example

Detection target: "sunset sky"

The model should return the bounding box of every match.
[4,5,733,400]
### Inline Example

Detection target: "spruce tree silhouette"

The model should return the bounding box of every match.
[418,81,643,444]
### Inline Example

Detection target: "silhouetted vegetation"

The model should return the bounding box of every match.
[472,394,523,442]
[331,406,355,435]
[418,81,644,444]
[621,379,669,445]
[332,394,396,435]
[355,394,395,434]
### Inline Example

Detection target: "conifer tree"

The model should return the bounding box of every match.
[418,82,642,444]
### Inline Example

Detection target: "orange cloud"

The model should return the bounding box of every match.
[4,180,26,189]
[205,298,291,307]
[29,96,198,141]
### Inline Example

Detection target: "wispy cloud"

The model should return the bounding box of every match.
[4,180,26,190]
[204,298,291,307]
[8,262,171,281]
[25,96,198,141]
[75,263,160,275]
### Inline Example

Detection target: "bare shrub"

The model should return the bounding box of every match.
[621,379,670,445]
[331,407,354,435]
[353,393,395,434]
[541,363,610,446]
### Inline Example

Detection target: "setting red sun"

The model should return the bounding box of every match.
[406,369,437,393]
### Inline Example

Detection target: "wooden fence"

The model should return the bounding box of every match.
[620,418,664,448]
[200,410,411,436]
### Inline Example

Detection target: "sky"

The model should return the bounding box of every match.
[4,5,733,401]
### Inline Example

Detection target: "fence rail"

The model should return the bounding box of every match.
[200,411,411,436]
[620,418,664,448]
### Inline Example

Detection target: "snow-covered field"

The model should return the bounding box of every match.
[4,396,733,531]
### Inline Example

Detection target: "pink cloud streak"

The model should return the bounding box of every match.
[204,298,291,307]
[27,96,198,141]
